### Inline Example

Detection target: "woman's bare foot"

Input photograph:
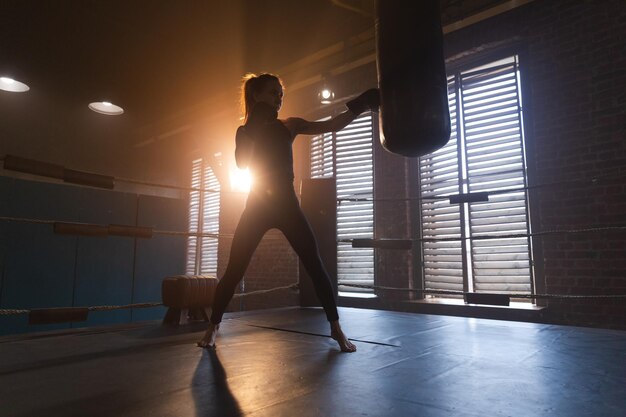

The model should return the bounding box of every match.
[330,320,356,352]
[197,322,219,348]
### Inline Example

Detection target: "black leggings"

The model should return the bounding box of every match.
[210,185,339,324]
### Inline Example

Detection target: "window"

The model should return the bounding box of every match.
[187,158,220,276]
[311,113,375,295]
[418,55,533,298]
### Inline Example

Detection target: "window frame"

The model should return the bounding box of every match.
[417,47,538,300]
[186,158,220,276]
[310,112,377,296]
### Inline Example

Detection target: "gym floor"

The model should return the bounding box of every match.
[1,307,625,417]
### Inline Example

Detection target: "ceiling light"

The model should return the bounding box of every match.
[318,88,335,105]
[88,101,124,115]
[318,74,336,105]
[0,77,30,93]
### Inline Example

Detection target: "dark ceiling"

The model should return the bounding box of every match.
[3,2,227,127]
[0,0,514,178]
[0,1,373,151]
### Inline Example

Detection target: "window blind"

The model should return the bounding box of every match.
[419,55,533,296]
[187,158,220,276]
[186,159,202,275]
[200,164,220,275]
[311,113,375,294]
[420,77,464,292]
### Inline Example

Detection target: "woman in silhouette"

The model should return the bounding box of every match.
[198,73,379,352]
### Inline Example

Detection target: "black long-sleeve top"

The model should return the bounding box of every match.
[236,102,295,187]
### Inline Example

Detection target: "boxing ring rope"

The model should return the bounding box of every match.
[0,154,296,320]
[340,224,626,245]
[2,154,625,317]
[336,283,626,300]
[3,276,623,318]
[336,171,626,203]
[3,154,624,208]
[115,176,220,194]
[0,215,289,240]
[1,278,624,318]
[0,284,299,316]
[0,154,223,194]
[3,153,622,252]
[2,212,624,245]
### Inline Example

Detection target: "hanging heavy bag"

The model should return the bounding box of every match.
[375,0,451,157]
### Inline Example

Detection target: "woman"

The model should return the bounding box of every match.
[198,73,379,352]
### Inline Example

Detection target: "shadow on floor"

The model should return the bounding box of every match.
[192,348,243,417]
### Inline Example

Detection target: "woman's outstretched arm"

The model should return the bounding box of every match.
[288,110,357,136]
[287,88,380,136]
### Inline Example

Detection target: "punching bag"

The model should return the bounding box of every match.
[376,0,451,157]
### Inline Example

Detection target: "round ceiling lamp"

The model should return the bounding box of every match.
[319,88,335,104]
[88,101,124,115]
[0,76,30,93]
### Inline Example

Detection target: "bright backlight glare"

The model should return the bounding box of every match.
[321,89,332,99]
[230,168,252,192]
[0,76,30,92]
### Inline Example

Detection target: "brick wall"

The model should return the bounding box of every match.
[440,0,626,328]
[373,137,415,300]
[217,192,299,316]
[214,0,626,329]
